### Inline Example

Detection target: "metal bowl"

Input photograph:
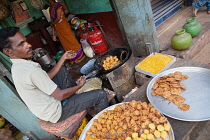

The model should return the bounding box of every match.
[36,54,55,65]
[71,17,81,28]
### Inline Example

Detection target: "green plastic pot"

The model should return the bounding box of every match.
[182,17,202,37]
[171,29,192,50]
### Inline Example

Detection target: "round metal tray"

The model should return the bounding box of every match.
[147,67,210,121]
[79,102,175,140]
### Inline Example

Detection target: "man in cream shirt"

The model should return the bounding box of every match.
[0,27,108,123]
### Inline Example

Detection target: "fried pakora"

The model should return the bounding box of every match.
[85,100,169,140]
[151,71,190,111]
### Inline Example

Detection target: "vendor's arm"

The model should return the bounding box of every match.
[47,50,76,79]
[51,76,86,100]
[31,67,85,101]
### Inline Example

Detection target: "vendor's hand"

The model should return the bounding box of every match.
[52,36,57,41]
[61,50,76,60]
[76,76,86,87]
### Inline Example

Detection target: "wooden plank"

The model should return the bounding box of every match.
[123,58,210,140]
[0,76,56,139]
[110,0,159,57]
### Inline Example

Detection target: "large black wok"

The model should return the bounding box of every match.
[94,46,132,75]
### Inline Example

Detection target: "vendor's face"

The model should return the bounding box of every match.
[4,32,33,59]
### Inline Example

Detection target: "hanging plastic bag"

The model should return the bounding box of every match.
[80,39,95,58]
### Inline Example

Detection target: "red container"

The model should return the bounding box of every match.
[87,23,108,55]
[79,24,88,40]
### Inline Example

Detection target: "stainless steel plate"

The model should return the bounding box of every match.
[79,103,175,140]
[147,67,210,121]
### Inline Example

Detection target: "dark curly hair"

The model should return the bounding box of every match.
[0,27,19,52]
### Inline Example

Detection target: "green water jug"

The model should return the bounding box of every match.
[182,17,202,37]
[171,29,192,50]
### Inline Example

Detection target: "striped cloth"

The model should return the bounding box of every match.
[39,110,87,139]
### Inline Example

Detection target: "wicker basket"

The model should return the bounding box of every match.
[0,4,10,21]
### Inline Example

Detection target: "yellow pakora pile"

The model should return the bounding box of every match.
[85,100,170,140]
[102,56,120,70]
[152,71,190,111]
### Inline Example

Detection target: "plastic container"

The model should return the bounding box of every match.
[135,53,176,77]
[80,39,95,58]
[54,51,64,61]
[80,59,96,75]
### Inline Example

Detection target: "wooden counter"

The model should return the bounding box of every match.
[123,58,210,140]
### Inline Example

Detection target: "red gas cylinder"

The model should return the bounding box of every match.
[87,23,108,55]
[79,23,88,40]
